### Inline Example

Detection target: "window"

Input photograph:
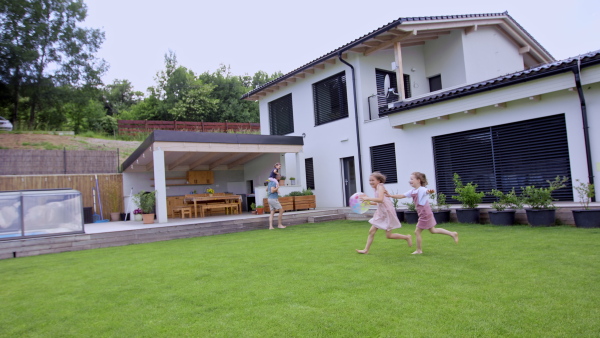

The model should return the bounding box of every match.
[432,114,573,204]
[429,75,442,92]
[313,72,349,125]
[305,158,315,189]
[375,70,411,112]
[370,143,397,184]
[268,94,294,135]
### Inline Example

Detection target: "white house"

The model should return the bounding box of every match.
[241,12,599,207]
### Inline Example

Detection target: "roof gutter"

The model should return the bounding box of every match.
[572,60,595,200]
[338,52,364,192]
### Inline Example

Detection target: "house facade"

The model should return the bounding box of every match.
[242,12,599,208]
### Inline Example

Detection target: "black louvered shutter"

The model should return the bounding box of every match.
[403,74,411,99]
[370,143,397,183]
[305,158,315,189]
[375,70,399,111]
[268,94,294,135]
[313,72,349,125]
[433,114,573,204]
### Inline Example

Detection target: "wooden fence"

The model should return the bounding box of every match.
[0,149,119,175]
[118,120,260,135]
[0,174,123,220]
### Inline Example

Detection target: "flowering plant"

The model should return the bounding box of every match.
[133,208,142,214]
[205,188,215,194]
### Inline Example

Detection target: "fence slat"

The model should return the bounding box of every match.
[117,120,260,135]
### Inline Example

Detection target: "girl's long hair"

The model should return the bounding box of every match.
[371,171,386,184]
[412,172,428,186]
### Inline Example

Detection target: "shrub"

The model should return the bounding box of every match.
[430,192,449,212]
[487,188,523,211]
[521,176,569,209]
[574,179,594,210]
[403,201,416,212]
[452,173,485,209]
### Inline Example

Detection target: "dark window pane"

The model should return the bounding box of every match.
[268,94,294,135]
[429,75,442,92]
[305,158,315,189]
[370,143,397,184]
[313,72,349,125]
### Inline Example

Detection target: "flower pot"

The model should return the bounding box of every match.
[256,208,264,215]
[489,210,516,226]
[290,179,296,185]
[120,213,130,221]
[404,211,418,224]
[134,214,143,221]
[525,209,555,226]
[433,210,451,224]
[142,213,155,224]
[110,212,120,221]
[456,208,480,224]
[395,210,405,222]
[572,210,600,228]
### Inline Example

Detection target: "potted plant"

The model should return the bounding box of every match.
[293,189,316,210]
[290,177,296,185]
[264,179,269,186]
[430,192,450,224]
[250,203,257,214]
[205,188,214,196]
[403,201,418,223]
[572,179,599,228]
[390,191,404,222]
[133,208,143,221]
[279,176,286,186]
[521,176,568,226]
[133,190,157,224]
[452,173,485,223]
[255,205,264,215]
[487,188,523,226]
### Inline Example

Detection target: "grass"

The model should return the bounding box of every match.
[0,221,598,337]
[20,141,64,150]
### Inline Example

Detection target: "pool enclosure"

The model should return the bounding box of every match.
[0,189,84,240]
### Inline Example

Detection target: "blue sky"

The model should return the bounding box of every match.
[84,0,600,93]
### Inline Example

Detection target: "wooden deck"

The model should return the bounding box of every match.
[0,208,348,260]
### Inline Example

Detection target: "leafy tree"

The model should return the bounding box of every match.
[103,79,143,116]
[0,0,107,127]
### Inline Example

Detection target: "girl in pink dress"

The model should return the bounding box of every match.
[386,172,458,254]
[356,172,412,254]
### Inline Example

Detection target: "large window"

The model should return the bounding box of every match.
[305,158,315,189]
[370,143,397,184]
[313,72,349,126]
[433,114,573,204]
[268,94,294,135]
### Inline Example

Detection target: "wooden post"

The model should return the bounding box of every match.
[394,42,405,101]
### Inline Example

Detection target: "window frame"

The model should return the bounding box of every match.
[370,143,398,184]
[268,93,294,136]
[312,72,349,126]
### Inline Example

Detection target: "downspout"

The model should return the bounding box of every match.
[572,58,595,201]
[338,52,364,192]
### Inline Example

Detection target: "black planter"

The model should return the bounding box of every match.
[525,209,556,226]
[395,210,405,222]
[120,213,130,221]
[404,211,418,224]
[433,210,451,224]
[489,210,516,226]
[456,208,480,223]
[572,210,600,228]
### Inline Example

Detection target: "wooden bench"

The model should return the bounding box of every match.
[172,206,192,219]
[200,203,239,217]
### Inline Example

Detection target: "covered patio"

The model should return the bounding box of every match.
[121,131,304,223]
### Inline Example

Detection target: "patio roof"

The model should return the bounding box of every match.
[122,130,304,173]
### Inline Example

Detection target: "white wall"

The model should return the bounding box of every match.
[423,30,467,89]
[462,26,524,83]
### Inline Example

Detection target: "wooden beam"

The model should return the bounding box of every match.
[168,153,194,170]
[145,162,154,171]
[305,68,315,74]
[286,77,297,83]
[208,153,238,170]
[296,73,305,79]
[363,41,382,47]
[529,95,541,101]
[437,115,450,120]
[341,53,348,59]
[401,41,426,47]
[494,103,507,108]
[315,64,325,69]
[413,121,425,125]
[365,30,414,56]
[464,109,477,114]
[227,153,262,169]
[393,125,404,129]
[464,25,478,34]
[350,46,368,53]
[189,153,220,170]
[519,45,531,54]
[325,58,336,64]
[394,42,405,101]
[372,34,395,41]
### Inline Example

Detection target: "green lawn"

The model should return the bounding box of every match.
[0,221,598,337]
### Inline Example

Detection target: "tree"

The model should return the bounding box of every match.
[0,0,107,126]
[103,79,143,116]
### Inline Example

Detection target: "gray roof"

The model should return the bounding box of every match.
[241,12,550,100]
[380,49,600,115]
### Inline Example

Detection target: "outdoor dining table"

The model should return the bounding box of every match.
[183,195,242,217]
